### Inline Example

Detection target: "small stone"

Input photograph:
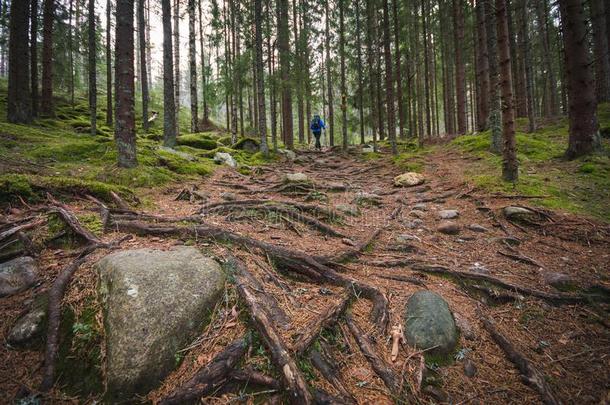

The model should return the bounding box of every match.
[326,182,348,191]
[362,145,375,153]
[396,234,421,243]
[438,209,459,219]
[405,219,424,229]
[0,257,38,297]
[8,293,48,345]
[352,192,382,206]
[543,272,576,291]
[159,146,195,161]
[468,263,490,275]
[437,221,461,235]
[503,206,535,219]
[394,172,425,187]
[213,152,238,167]
[277,148,296,161]
[413,203,428,211]
[463,359,477,377]
[423,385,449,402]
[335,204,360,216]
[454,313,476,340]
[283,172,310,183]
[220,192,237,201]
[341,238,356,246]
[409,210,426,218]
[468,223,488,233]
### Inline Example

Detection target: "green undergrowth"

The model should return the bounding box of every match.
[449,105,610,222]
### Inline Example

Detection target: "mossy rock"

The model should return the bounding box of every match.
[176,134,218,150]
[218,135,233,146]
[232,137,260,152]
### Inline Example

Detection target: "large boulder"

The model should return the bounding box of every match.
[404,291,458,356]
[0,256,38,297]
[394,172,425,187]
[8,293,48,345]
[278,148,296,161]
[214,152,238,167]
[96,247,225,401]
[503,206,535,220]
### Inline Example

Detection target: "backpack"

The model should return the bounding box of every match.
[311,118,321,131]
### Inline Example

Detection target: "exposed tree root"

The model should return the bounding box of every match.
[0,217,46,244]
[199,199,338,219]
[498,250,543,268]
[309,346,356,404]
[47,203,100,244]
[159,337,250,405]
[345,315,411,403]
[316,228,383,265]
[480,315,561,405]
[230,256,313,404]
[374,273,427,287]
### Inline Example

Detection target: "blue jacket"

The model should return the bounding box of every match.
[310,118,326,133]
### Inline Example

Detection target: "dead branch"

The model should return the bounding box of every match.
[480,315,561,405]
[228,367,281,389]
[230,256,313,404]
[159,337,250,405]
[200,199,338,219]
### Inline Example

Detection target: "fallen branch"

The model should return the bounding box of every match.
[480,315,561,405]
[230,256,313,404]
[159,337,250,405]
[199,199,337,219]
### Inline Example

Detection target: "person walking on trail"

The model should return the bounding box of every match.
[310,114,326,150]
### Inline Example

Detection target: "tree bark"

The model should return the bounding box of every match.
[255,0,269,155]
[114,0,137,167]
[188,0,198,132]
[454,0,467,134]
[162,0,177,147]
[69,0,75,107]
[392,0,405,140]
[41,0,54,117]
[106,0,113,126]
[173,0,181,136]
[560,0,601,158]
[138,0,149,132]
[339,0,348,150]
[421,0,432,139]
[30,0,39,118]
[198,0,209,124]
[590,0,610,102]
[355,0,365,144]
[475,0,489,131]
[365,0,378,151]
[485,0,502,152]
[383,0,398,154]
[325,1,334,147]
[88,0,97,136]
[518,0,535,132]
[496,0,518,181]
[7,0,32,123]
[278,0,293,149]
[535,0,559,116]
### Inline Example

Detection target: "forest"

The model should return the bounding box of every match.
[0,0,609,403]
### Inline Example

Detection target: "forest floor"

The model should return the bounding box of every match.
[2,128,610,403]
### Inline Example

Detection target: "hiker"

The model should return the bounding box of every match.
[310,114,326,150]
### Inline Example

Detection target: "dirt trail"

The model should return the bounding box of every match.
[1,148,609,404]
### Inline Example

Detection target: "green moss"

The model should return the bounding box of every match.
[232,137,260,150]
[218,135,233,146]
[156,149,214,176]
[77,213,104,236]
[176,134,218,150]
[0,174,36,202]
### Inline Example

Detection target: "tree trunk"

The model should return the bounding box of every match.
[173,0,180,135]
[41,0,54,117]
[518,0,535,132]
[188,0,198,132]
[356,0,365,144]
[294,0,304,145]
[7,0,32,123]
[30,0,39,118]
[278,0,293,149]
[88,0,97,136]
[365,0,378,150]
[254,0,269,155]
[421,0,432,139]
[496,0,518,181]
[383,0,397,154]
[339,0,348,150]
[69,0,75,107]
[485,0,502,152]
[590,0,610,102]
[535,0,559,116]
[392,0,405,140]
[475,0,489,131]
[198,0,208,124]
[325,1,333,147]
[559,0,601,158]
[453,0,467,134]
[106,0,113,126]
[267,0,278,151]
[137,0,149,132]
[162,0,177,147]
[115,0,137,168]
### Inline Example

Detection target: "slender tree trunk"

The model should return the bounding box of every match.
[590,0,610,102]
[277,0,293,149]
[137,0,149,132]
[356,0,365,144]
[560,0,601,158]
[198,0,208,124]
[69,0,75,107]
[88,0,97,136]
[535,0,559,116]
[485,0,502,152]
[392,0,405,140]
[325,1,334,147]
[339,0,348,150]
[106,0,113,125]
[453,0,467,134]
[293,0,304,145]
[41,0,54,117]
[475,0,489,131]
[496,0,518,181]
[301,0,312,145]
[254,0,269,155]
[518,0,535,132]
[187,0,198,132]
[174,0,180,135]
[115,0,137,167]
[7,0,32,123]
[383,0,397,153]
[267,0,278,151]
[162,0,177,147]
[421,0,431,139]
[30,0,39,118]
[415,0,424,144]
[365,0,378,151]
[512,1,527,118]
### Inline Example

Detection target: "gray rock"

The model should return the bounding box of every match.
[438,209,459,219]
[396,234,421,243]
[463,359,477,377]
[0,257,38,297]
[503,206,535,219]
[468,223,488,233]
[277,148,296,161]
[409,210,426,219]
[97,247,225,401]
[423,385,449,402]
[413,203,428,211]
[335,204,360,216]
[543,272,576,291]
[437,221,461,235]
[326,182,348,191]
[352,192,382,206]
[405,219,424,229]
[404,291,458,356]
[394,172,425,187]
[159,146,195,161]
[8,294,48,344]
[220,192,237,201]
[454,313,476,340]
[214,152,238,167]
[283,172,310,183]
[362,145,375,153]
